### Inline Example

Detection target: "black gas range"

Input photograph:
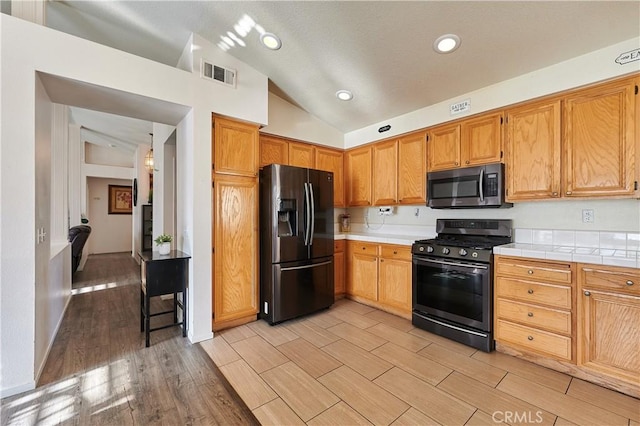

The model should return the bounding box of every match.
[412,219,512,352]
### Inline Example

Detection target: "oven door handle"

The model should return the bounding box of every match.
[414,257,488,270]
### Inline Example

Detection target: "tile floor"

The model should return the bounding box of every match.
[200,299,639,425]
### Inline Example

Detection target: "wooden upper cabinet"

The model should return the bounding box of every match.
[212,116,259,177]
[428,123,460,171]
[289,142,315,168]
[346,145,372,207]
[463,112,503,167]
[260,135,289,167]
[563,78,636,198]
[505,99,562,201]
[397,131,427,204]
[372,139,398,206]
[315,147,345,207]
[428,112,503,172]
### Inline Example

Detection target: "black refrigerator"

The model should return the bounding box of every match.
[259,164,335,324]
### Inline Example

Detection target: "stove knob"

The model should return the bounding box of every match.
[459,248,468,256]
[442,247,450,255]
[419,246,425,252]
[427,246,434,253]
[471,252,478,258]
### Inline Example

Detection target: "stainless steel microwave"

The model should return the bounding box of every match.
[427,163,512,209]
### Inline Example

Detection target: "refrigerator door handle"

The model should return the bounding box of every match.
[281,260,332,271]
[309,182,315,245]
[303,182,311,246]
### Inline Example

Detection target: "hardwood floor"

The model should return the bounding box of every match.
[0,253,257,426]
[203,299,640,426]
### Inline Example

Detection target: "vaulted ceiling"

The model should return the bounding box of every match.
[30,1,640,148]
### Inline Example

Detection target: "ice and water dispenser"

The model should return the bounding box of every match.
[277,199,297,237]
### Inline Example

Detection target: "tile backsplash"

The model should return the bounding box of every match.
[515,228,639,250]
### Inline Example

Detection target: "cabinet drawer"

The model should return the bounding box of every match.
[580,265,640,296]
[334,239,345,253]
[496,277,571,309]
[350,242,379,256]
[497,319,572,360]
[496,299,571,335]
[380,245,412,261]
[497,259,572,284]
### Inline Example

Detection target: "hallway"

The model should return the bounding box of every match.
[1,253,257,425]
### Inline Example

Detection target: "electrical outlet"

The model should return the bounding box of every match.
[582,209,594,223]
[378,206,394,216]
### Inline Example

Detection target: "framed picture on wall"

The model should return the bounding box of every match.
[108,185,133,214]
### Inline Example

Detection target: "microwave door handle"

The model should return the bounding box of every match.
[479,168,484,202]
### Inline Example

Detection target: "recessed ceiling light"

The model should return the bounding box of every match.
[260,32,282,50]
[433,34,461,54]
[336,90,353,101]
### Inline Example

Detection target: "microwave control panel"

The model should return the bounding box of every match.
[485,173,498,196]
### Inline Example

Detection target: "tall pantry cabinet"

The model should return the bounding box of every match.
[211,115,260,331]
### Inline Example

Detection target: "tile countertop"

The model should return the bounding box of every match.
[334,232,419,246]
[494,243,640,269]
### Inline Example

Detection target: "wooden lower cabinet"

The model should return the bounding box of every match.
[495,255,640,398]
[334,240,346,295]
[346,241,411,318]
[212,175,259,330]
[578,264,640,394]
[494,255,575,361]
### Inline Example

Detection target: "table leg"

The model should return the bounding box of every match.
[145,292,151,347]
[173,292,178,324]
[140,287,144,332]
[183,288,187,337]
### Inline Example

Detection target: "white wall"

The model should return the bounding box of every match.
[345,37,640,147]
[352,199,640,234]
[262,93,344,148]
[85,143,134,167]
[86,177,134,254]
[0,14,267,396]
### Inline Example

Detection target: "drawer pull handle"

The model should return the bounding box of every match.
[527,312,534,317]
[626,280,634,286]
[527,289,534,294]
[527,270,534,275]
[584,291,591,296]
[527,336,534,341]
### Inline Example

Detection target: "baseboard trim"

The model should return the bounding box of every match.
[0,381,36,399]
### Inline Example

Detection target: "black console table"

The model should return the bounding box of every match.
[139,250,191,347]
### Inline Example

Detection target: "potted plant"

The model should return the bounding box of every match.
[154,234,172,255]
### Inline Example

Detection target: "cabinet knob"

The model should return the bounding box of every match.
[362,247,366,250]
[566,191,572,195]
[626,280,634,286]
[393,250,398,254]
[465,160,470,165]
[455,162,459,166]
[527,336,534,341]
[527,312,534,317]
[380,259,384,263]
[584,291,591,296]
[527,289,534,294]
[527,270,534,275]
[552,192,558,196]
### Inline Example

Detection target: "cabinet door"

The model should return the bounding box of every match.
[372,139,398,206]
[397,131,427,204]
[378,258,411,313]
[563,78,636,197]
[213,175,259,324]
[289,142,315,168]
[316,147,345,207]
[462,112,503,167]
[213,116,259,177]
[506,100,562,201]
[345,145,372,206]
[428,123,460,171]
[260,135,289,167]
[334,250,345,295]
[347,252,378,301]
[578,289,640,384]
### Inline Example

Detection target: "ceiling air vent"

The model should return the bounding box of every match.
[201,58,236,88]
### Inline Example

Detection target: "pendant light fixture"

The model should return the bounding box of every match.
[144,133,154,173]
